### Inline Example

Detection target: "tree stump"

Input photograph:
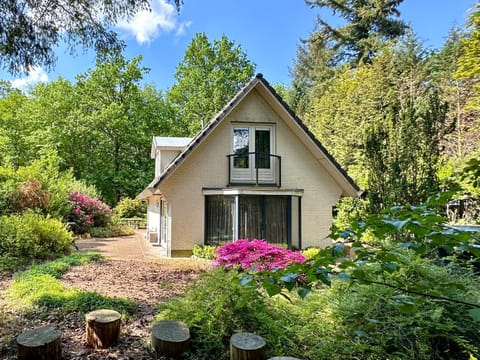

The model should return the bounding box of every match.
[151,320,190,358]
[85,309,121,348]
[16,326,62,360]
[268,357,303,360]
[230,332,266,360]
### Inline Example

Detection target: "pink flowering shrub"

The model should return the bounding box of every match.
[68,192,112,234]
[214,239,306,271]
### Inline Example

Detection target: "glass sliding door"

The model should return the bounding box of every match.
[265,196,287,244]
[239,196,263,240]
[205,195,293,247]
[239,195,287,244]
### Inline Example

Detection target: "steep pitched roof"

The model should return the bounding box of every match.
[139,73,361,198]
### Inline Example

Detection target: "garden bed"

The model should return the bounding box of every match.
[0,259,203,359]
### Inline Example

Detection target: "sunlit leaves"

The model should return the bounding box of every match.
[168,33,255,135]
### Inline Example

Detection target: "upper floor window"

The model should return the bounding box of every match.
[230,124,278,185]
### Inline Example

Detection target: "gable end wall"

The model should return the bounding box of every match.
[159,89,343,252]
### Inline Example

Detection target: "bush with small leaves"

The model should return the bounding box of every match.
[214,239,306,271]
[192,244,217,259]
[113,198,146,219]
[0,212,72,270]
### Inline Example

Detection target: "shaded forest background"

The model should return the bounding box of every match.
[1,0,479,218]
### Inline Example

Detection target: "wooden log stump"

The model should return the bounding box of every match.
[268,357,303,360]
[85,309,121,348]
[151,320,190,358]
[16,326,62,360]
[230,332,266,360]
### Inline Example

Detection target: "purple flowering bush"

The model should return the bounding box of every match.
[214,239,306,271]
[68,192,112,234]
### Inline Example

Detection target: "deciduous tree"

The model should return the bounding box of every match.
[168,33,255,135]
[0,0,182,74]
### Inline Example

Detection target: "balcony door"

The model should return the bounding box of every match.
[231,125,274,183]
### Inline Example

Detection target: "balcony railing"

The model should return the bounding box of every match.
[227,152,281,187]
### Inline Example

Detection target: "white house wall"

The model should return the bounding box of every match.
[159,88,343,254]
[147,196,161,243]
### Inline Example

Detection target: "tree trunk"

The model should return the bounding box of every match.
[230,332,266,360]
[17,326,62,360]
[151,320,190,358]
[85,309,121,348]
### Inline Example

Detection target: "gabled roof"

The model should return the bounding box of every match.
[150,136,192,158]
[139,73,361,199]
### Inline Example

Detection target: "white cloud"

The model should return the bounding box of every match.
[11,66,49,89]
[117,0,191,44]
[175,20,192,36]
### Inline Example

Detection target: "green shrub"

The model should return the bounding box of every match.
[114,198,146,219]
[301,247,320,259]
[107,224,135,237]
[0,212,73,271]
[0,154,99,220]
[89,224,135,238]
[280,260,480,359]
[68,192,112,234]
[192,244,217,259]
[157,257,480,359]
[156,268,291,359]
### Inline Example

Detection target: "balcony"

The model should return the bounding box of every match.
[227,152,281,187]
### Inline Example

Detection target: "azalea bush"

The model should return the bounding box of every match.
[214,239,306,271]
[68,192,112,234]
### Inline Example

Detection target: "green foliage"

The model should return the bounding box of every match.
[113,197,146,219]
[306,37,451,209]
[301,247,320,260]
[1,55,175,205]
[0,153,98,220]
[0,0,169,75]
[456,4,480,110]
[168,33,255,135]
[275,265,480,359]
[0,212,73,271]
[156,268,290,359]
[158,259,480,359]
[333,196,369,231]
[5,254,136,316]
[89,224,135,238]
[192,244,217,259]
[305,0,407,65]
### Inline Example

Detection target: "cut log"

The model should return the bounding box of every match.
[17,326,61,360]
[230,332,266,360]
[268,357,303,360]
[85,309,121,348]
[151,320,190,358]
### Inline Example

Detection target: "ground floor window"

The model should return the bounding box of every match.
[205,196,235,245]
[205,194,301,248]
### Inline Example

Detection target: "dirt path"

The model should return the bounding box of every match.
[0,258,208,359]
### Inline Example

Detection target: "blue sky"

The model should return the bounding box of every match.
[3,0,476,90]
